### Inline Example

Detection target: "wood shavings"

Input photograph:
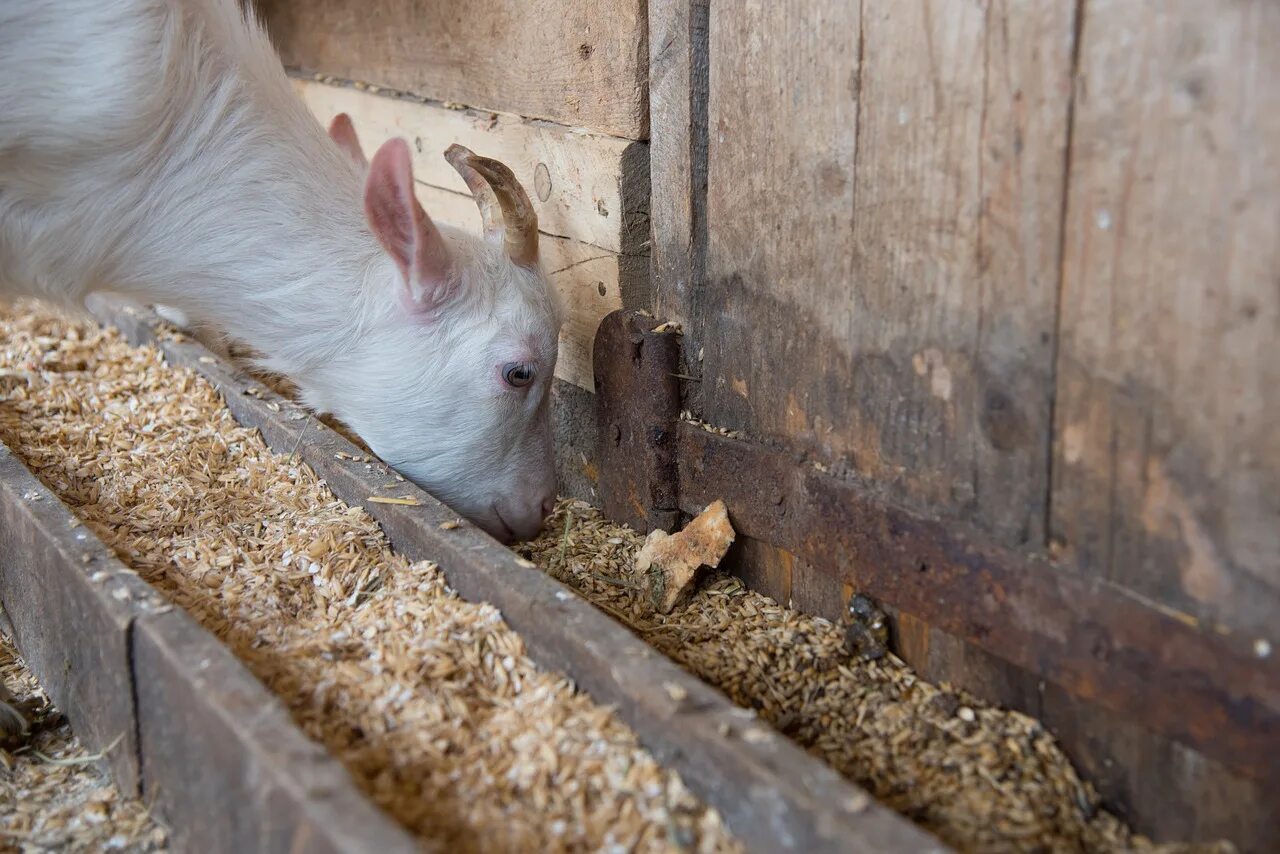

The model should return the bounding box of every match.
[519,500,1235,854]
[0,300,737,853]
[365,496,421,506]
[0,631,167,851]
[635,500,735,613]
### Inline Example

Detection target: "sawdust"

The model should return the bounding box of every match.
[518,501,1236,854]
[0,300,736,854]
[0,631,167,853]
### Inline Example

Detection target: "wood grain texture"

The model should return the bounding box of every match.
[1051,0,1280,637]
[700,0,1074,783]
[257,0,648,138]
[704,0,1073,545]
[291,80,650,390]
[292,79,649,255]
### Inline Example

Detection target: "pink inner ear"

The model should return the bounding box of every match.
[328,113,368,168]
[364,139,453,311]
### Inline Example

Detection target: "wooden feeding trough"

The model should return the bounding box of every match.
[1,0,1276,850]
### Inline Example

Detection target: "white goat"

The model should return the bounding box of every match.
[0,0,563,542]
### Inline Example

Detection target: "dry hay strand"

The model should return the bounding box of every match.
[0,300,735,854]
[518,501,1237,854]
[0,631,167,853]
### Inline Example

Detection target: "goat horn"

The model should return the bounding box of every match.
[444,144,539,267]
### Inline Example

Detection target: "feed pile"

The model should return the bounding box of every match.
[0,301,735,853]
[519,501,1234,854]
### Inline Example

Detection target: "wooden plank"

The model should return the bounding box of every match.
[0,441,416,852]
[697,0,1076,774]
[1039,683,1278,853]
[290,79,650,390]
[291,79,648,255]
[133,610,416,853]
[0,446,157,794]
[676,423,1280,784]
[1051,0,1280,638]
[96,297,946,854]
[257,0,649,139]
[704,0,1072,544]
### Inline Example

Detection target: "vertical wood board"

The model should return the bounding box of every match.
[1052,0,1280,636]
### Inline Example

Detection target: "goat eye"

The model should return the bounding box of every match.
[502,362,536,388]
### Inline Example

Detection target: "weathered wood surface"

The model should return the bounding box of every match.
[1051,0,1280,638]
[0,447,154,795]
[96,298,947,854]
[292,79,648,255]
[0,441,415,853]
[659,0,1280,845]
[676,423,1280,785]
[291,78,650,390]
[258,0,649,138]
[696,0,1073,768]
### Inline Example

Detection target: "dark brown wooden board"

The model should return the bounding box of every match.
[95,298,947,854]
[676,423,1279,785]
[255,0,649,139]
[0,438,417,852]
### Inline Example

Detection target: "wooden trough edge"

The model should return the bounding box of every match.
[0,441,417,853]
[89,296,948,854]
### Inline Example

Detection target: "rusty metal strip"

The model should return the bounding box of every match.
[93,297,946,853]
[0,442,417,852]
[594,309,682,533]
[677,423,1280,782]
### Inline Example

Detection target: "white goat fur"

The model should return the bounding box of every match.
[0,0,563,541]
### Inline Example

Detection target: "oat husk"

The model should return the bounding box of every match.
[0,300,736,853]
[519,502,1236,854]
[0,630,167,852]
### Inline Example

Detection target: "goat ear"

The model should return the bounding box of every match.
[328,113,368,169]
[364,139,453,312]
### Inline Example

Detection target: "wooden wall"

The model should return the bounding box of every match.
[653,0,1278,847]
[256,0,648,138]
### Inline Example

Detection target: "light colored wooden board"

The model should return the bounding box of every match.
[292,79,648,256]
[258,0,648,139]
[1051,0,1280,636]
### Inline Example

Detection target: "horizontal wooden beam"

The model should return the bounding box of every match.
[258,0,649,138]
[291,78,648,254]
[94,297,945,854]
[0,442,414,853]
[290,78,648,391]
[675,423,1280,783]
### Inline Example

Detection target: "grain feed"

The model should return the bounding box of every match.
[518,501,1235,854]
[0,300,735,854]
